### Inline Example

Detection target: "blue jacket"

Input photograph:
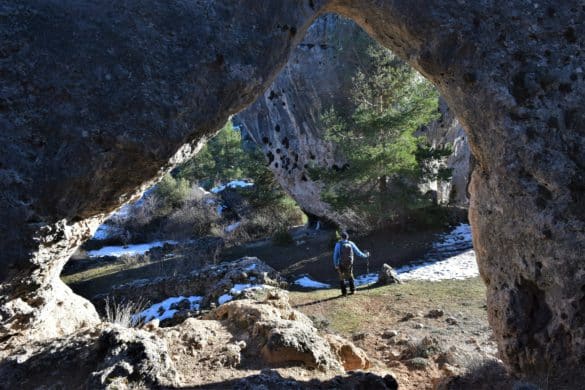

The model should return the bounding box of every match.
[333,240,368,267]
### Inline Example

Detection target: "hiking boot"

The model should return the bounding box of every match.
[349,290,355,295]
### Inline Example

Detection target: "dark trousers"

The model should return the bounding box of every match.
[337,265,355,295]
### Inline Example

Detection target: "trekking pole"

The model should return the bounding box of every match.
[366,251,370,275]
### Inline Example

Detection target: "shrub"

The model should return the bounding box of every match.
[162,200,219,239]
[236,197,305,242]
[154,174,191,210]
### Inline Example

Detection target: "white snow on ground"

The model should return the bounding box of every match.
[245,263,257,271]
[294,223,477,288]
[397,249,477,281]
[225,221,241,233]
[354,273,379,286]
[216,204,226,216]
[135,295,203,323]
[394,223,478,281]
[218,294,233,305]
[217,284,273,305]
[294,276,331,289]
[86,240,178,258]
[211,180,254,194]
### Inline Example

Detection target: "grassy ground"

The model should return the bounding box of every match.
[290,277,488,336]
[289,278,500,390]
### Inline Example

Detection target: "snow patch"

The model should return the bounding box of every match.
[294,276,331,289]
[393,223,477,281]
[218,294,233,305]
[218,284,273,305]
[211,180,254,194]
[135,295,203,323]
[225,221,241,233]
[87,240,178,258]
[354,273,379,286]
[396,249,478,281]
[216,204,226,216]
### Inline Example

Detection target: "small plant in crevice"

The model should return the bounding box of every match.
[103,296,147,328]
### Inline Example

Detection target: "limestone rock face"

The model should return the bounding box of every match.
[236,14,361,227]
[417,98,472,205]
[0,0,584,382]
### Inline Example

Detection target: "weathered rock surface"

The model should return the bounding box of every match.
[207,289,343,371]
[0,324,179,389]
[237,15,471,228]
[417,98,472,205]
[236,14,360,228]
[0,291,389,388]
[100,257,285,310]
[1,0,584,382]
[324,333,371,371]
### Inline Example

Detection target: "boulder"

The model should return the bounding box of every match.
[324,334,371,371]
[376,264,401,285]
[206,291,343,371]
[0,324,179,389]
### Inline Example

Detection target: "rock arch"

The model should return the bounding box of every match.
[1,0,583,381]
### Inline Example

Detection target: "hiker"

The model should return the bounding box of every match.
[333,231,370,296]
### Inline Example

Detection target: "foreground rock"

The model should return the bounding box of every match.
[1,0,584,382]
[0,289,389,388]
[206,289,350,371]
[0,324,179,389]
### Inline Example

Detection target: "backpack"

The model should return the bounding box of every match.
[340,241,354,268]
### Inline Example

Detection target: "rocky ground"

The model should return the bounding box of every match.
[6,246,544,389]
[0,286,398,389]
[42,224,550,389]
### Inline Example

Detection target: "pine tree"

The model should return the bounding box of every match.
[312,44,448,227]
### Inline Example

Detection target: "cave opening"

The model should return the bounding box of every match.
[1,1,584,388]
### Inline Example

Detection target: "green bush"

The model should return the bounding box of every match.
[154,174,191,210]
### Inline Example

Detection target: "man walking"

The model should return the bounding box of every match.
[333,232,370,296]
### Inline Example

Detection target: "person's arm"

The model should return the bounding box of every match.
[333,242,340,267]
[350,241,369,258]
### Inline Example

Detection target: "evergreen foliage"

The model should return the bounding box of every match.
[176,121,286,206]
[311,44,452,227]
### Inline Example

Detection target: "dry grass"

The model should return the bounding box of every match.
[103,296,148,327]
[289,278,492,390]
[289,277,487,335]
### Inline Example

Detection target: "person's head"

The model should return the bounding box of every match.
[341,231,349,240]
